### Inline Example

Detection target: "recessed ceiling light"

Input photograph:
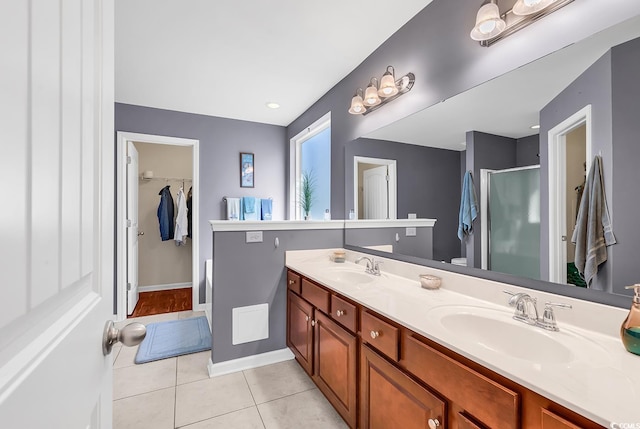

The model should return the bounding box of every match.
[530,124,540,129]
[266,102,280,109]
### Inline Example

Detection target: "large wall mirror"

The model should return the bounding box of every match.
[344,15,640,307]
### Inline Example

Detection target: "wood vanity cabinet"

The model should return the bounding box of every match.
[286,269,604,429]
[286,275,358,428]
[360,343,446,429]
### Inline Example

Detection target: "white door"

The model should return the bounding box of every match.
[363,165,389,219]
[0,1,115,428]
[127,142,140,315]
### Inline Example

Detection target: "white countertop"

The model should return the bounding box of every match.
[285,249,640,426]
[344,219,436,228]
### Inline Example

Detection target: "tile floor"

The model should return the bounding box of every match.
[113,311,348,429]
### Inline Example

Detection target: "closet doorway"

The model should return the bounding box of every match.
[116,132,200,321]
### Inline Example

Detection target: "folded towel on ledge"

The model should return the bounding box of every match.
[261,199,273,220]
[571,155,616,287]
[458,170,478,241]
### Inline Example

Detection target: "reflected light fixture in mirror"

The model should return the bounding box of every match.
[348,65,415,116]
[471,0,574,47]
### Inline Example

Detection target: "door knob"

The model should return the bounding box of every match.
[138,231,144,236]
[102,320,146,355]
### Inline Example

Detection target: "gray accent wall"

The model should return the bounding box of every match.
[344,227,434,260]
[465,131,518,269]
[211,229,343,364]
[610,36,640,296]
[345,138,461,263]
[115,103,287,304]
[285,0,634,220]
[516,135,540,167]
[540,52,613,291]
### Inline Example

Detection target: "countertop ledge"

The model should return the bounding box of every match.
[285,248,640,426]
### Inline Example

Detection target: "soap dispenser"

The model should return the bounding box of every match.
[621,284,640,355]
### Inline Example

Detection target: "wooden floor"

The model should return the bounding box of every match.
[129,288,192,318]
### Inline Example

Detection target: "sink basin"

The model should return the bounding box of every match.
[428,305,575,364]
[325,266,375,284]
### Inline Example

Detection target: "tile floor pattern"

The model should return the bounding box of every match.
[113,311,348,429]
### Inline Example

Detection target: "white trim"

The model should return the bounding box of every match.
[547,105,591,284]
[137,282,191,293]
[209,220,345,232]
[289,112,331,220]
[207,348,295,377]
[344,219,436,229]
[353,156,397,220]
[115,132,200,321]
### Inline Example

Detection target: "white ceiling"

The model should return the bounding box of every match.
[115,0,433,126]
[365,15,640,151]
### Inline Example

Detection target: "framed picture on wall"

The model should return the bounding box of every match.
[240,152,254,188]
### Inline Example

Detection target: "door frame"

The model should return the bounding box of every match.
[547,105,592,284]
[353,156,397,220]
[116,132,200,320]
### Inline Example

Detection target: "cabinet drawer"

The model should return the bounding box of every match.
[287,270,301,294]
[301,279,330,314]
[458,413,485,429]
[361,311,399,361]
[330,294,357,333]
[541,409,583,429]
[402,333,519,429]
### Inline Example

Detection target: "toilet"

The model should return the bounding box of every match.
[451,257,467,267]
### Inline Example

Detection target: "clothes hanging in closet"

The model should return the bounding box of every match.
[187,186,192,238]
[174,187,189,246]
[157,185,175,241]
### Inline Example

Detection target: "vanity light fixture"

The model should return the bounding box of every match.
[470,0,574,47]
[348,65,415,116]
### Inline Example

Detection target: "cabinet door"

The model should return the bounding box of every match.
[361,344,446,429]
[287,290,313,375]
[313,312,357,428]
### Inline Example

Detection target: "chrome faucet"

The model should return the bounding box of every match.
[355,256,382,276]
[503,291,572,331]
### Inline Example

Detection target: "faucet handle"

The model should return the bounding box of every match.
[373,260,383,275]
[539,302,572,331]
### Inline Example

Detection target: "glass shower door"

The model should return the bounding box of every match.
[487,166,540,280]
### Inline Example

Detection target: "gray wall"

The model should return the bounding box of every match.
[465,131,518,268]
[285,0,633,221]
[345,138,461,262]
[211,229,343,364]
[610,37,640,295]
[344,227,433,260]
[516,134,540,167]
[539,52,613,291]
[115,103,287,304]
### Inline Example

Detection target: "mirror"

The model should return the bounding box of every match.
[344,16,640,303]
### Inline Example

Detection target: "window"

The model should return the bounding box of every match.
[290,112,331,220]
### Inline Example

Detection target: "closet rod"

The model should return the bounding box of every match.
[141,177,192,182]
[222,197,272,202]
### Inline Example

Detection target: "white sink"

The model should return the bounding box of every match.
[324,266,376,285]
[428,305,607,365]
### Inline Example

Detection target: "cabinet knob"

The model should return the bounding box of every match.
[370,330,380,339]
[336,310,345,317]
[311,320,316,327]
[428,418,440,429]
[305,315,310,322]
[289,279,295,285]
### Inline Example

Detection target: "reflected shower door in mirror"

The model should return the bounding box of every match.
[344,16,640,299]
[480,166,540,281]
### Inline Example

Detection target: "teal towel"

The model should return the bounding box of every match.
[458,171,478,241]
[242,196,256,213]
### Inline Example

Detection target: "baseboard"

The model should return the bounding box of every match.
[138,282,191,293]
[208,348,294,377]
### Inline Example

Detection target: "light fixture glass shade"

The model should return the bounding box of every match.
[512,0,555,16]
[363,82,381,107]
[378,67,398,97]
[470,2,506,41]
[348,93,365,115]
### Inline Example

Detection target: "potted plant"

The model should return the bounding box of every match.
[300,169,316,220]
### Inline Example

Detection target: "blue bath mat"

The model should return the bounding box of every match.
[135,316,211,364]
